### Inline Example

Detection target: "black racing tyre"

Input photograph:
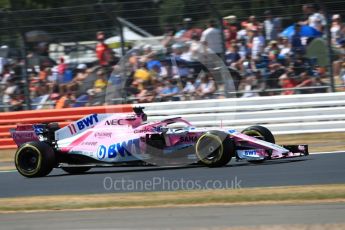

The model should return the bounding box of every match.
[61,167,91,174]
[242,125,275,144]
[15,142,55,178]
[242,125,275,163]
[195,131,234,167]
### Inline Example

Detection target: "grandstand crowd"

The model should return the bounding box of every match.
[1,3,345,111]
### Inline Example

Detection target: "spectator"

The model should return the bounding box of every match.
[2,77,18,111]
[291,24,304,55]
[313,77,328,93]
[161,26,176,54]
[86,69,108,105]
[279,73,296,95]
[331,14,345,46]
[74,64,88,82]
[302,4,326,32]
[55,89,75,109]
[10,94,24,111]
[265,40,280,61]
[195,74,216,99]
[95,31,112,67]
[253,70,266,96]
[266,63,285,92]
[57,57,66,79]
[182,76,196,100]
[188,32,204,61]
[263,10,281,41]
[239,75,259,98]
[136,83,155,103]
[93,69,108,91]
[223,15,238,49]
[247,15,261,31]
[200,19,223,56]
[250,28,265,60]
[181,19,203,41]
[278,37,291,62]
[133,61,153,90]
[158,80,180,101]
[333,39,345,77]
[296,72,314,94]
[225,44,242,68]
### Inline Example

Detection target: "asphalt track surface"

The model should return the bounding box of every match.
[1,152,345,198]
[1,203,345,229]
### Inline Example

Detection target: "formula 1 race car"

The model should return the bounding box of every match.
[11,107,309,177]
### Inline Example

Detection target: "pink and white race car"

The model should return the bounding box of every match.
[11,107,308,177]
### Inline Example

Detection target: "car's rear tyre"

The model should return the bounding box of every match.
[15,142,55,178]
[195,131,234,167]
[242,125,275,163]
[61,167,91,174]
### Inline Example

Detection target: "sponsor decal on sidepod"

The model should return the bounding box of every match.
[97,139,141,159]
[94,132,112,138]
[69,114,99,134]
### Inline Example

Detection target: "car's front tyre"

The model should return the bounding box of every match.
[195,131,234,167]
[242,125,275,163]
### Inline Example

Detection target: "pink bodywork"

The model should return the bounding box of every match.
[11,110,308,163]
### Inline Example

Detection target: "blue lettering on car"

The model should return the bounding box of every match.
[97,139,140,159]
[77,114,99,130]
[97,145,107,159]
[228,129,236,134]
[244,150,257,156]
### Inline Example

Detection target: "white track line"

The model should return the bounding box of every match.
[311,150,345,155]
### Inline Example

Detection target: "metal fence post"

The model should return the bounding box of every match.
[207,0,226,62]
[318,1,335,92]
[20,32,32,110]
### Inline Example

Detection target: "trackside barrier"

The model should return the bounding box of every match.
[140,92,345,134]
[1,92,345,149]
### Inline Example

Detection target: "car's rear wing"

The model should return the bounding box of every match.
[10,124,40,147]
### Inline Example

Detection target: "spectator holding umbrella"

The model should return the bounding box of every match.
[302,4,326,32]
[291,24,304,55]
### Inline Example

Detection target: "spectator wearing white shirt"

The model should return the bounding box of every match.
[331,14,345,45]
[200,19,223,56]
[250,28,265,60]
[263,10,281,41]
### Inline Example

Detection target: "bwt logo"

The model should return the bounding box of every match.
[97,139,140,159]
[244,150,257,156]
[77,114,99,130]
